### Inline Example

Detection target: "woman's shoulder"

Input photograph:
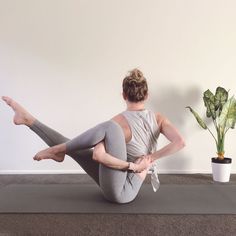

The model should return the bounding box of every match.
[155,112,164,120]
[111,113,132,142]
[111,113,129,128]
[153,112,167,127]
[111,110,166,124]
[111,113,124,122]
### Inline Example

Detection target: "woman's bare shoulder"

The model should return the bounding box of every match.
[154,112,169,129]
[111,113,129,128]
[112,112,132,129]
[111,113,132,142]
[111,113,124,123]
[155,112,165,123]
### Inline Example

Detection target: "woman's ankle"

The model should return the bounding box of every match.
[53,143,66,154]
[26,117,37,127]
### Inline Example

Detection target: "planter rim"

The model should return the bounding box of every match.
[211,157,232,164]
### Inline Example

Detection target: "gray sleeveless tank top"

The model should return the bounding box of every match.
[122,109,160,161]
[122,109,161,192]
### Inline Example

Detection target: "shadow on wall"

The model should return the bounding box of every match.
[147,85,203,172]
[148,85,202,129]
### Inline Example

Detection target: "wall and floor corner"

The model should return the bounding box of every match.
[0,0,236,175]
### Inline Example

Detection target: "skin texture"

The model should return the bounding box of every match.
[2,94,185,181]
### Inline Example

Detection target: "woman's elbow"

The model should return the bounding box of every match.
[173,136,185,150]
[177,137,186,149]
[92,142,106,162]
[92,150,99,162]
[92,147,101,162]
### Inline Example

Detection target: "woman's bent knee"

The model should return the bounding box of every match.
[106,120,124,135]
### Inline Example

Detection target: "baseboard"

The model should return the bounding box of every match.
[0,169,235,174]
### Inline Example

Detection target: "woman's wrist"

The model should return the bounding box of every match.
[149,153,156,162]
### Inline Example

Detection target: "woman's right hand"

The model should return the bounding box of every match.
[133,155,152,172]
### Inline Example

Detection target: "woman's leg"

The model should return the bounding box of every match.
[98,122,144,204]
[64,120,144,203]
[2,96,144,203]
[35,119,144,203]
[32,120,144,203]
[2,96,100,186]
[30,120,100,186]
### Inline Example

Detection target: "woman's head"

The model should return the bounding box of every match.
[122,68,148,103]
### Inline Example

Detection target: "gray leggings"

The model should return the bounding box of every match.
[30,120,143,204]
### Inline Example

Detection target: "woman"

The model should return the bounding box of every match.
[2,68,185,204]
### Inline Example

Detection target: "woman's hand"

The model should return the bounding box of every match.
[133,155,153,172]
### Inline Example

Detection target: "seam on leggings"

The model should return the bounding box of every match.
[127,174,133,188]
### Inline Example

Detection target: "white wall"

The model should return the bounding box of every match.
[0,0,236,174]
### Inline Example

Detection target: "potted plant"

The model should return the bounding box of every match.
[186,86,236,182]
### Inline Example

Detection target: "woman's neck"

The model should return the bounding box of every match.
[126,101,146,111]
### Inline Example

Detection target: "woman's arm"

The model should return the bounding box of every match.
[150,113,185,162]
[93,142,151,172]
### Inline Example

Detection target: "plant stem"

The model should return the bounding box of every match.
[213,119,218,131]
[217,134,225,159]
[206,127,218,146]
[224,127,230,135]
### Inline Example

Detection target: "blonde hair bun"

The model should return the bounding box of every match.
[122,68,148,102]
[129,68,144,81]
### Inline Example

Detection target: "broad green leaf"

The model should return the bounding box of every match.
[203,90,216,119]
[214,87,228,114]
[218,96,236,130]
[186,106,207,129]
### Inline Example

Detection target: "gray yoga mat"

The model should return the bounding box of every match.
[0,183,236,214]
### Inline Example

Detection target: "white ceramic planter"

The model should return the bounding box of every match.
[211,157,232,182]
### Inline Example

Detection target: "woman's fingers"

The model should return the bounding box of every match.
[135,158,150,172]
[134,156,143,164]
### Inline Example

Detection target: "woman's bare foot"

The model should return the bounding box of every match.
[2,96,36,126]
[33,144,66,162]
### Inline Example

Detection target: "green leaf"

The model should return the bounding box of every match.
[218,96,236,130]
[186,106,207,129]
[203,90,216,119]
[214,87,228,114]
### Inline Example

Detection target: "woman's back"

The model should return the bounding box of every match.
[112,109,160,161]
[122,109,160,161]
